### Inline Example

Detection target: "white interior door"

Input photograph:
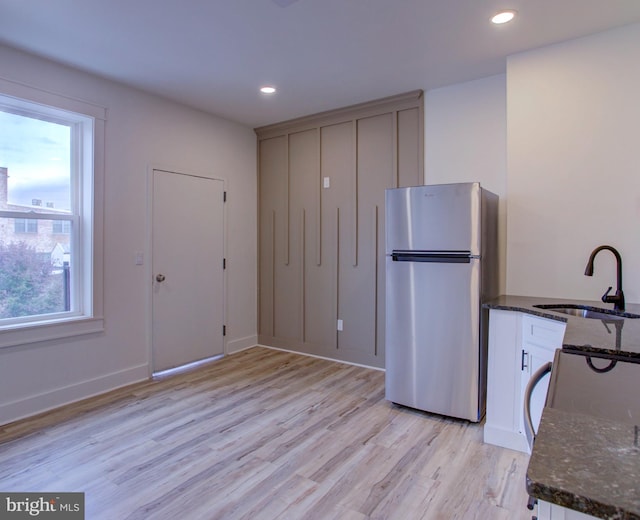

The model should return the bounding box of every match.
[152,169,224,372]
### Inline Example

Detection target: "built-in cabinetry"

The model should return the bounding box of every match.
[484,309,566,453]
[255,91,424,368]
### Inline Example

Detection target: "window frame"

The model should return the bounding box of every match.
[0,77,105,348]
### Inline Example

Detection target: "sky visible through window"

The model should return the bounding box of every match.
[0,109,71,211]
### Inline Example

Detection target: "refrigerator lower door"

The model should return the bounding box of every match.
[385,256,482,421]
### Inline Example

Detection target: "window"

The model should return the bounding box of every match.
[52,220,71,234]
[14,218,38,233]
[0,82,105,345]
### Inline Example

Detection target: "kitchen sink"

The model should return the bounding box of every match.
[533,304,640,320]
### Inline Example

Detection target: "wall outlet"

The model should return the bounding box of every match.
[323,177,330,189]
[337,319,343,331]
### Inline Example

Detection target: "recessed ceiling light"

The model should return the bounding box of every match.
[491,10,516,24]
[260,86,277,94]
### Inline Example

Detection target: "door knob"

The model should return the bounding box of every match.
[156,274,166,283]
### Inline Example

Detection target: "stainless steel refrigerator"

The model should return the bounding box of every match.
[385,182,498,422]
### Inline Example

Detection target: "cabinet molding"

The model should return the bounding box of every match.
[254,90,423,140]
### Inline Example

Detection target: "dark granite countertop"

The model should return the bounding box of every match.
[484,295,640,519]
[526,407,640,519]
[484,294,640,361]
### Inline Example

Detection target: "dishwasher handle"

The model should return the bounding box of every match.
[524,362,552,451]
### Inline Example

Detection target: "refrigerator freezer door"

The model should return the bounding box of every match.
[385,183,482,255]
[385,256,482,421]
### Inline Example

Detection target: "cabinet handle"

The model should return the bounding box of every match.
[521,350,528,371]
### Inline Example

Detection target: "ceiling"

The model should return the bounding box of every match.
[1,0,640,128]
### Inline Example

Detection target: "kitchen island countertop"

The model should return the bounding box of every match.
[484,295,640,520]
[526,406,640,519]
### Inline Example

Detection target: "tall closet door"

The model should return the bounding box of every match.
[258,136,286,339]
[256,91,424,369]
[336,114,393,365]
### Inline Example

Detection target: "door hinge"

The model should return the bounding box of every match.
[223,191,227,202]
[223,325,227,336]
[223,258,226,269]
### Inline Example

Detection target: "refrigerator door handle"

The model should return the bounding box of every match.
[391,251,474,263]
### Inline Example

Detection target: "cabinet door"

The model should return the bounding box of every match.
[484,310,529,452]
[518,315,566,439]
[519,344,555,436]
[538,500,600,519]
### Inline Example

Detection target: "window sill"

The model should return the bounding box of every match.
[0,316,104,349]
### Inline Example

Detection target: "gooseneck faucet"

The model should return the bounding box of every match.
[584,245,625,311]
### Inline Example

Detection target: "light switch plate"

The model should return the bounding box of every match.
[323,177,330,189]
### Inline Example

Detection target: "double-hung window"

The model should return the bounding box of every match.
[0,82,105,346]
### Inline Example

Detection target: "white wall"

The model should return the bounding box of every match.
[424,24,640,305]
[0,45,257,424]
[506,23,640,303]
[424,74,508,293]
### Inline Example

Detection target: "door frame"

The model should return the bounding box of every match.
[145,164,228,377]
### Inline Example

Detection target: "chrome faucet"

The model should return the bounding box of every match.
[584,245,625,311]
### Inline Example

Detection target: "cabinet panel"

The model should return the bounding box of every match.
[258,136,287,338]
[288,129,318,343]
[397,107,422,187]
[537,500,600,519]
[303,122,353,351]
[522,314,566,347]
[337,114,392,364]
[484,309,527,452]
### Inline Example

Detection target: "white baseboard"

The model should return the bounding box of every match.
[257,343,385,372]
[0,363,149,426]
[226,335,258,354]
[483,425,530,454]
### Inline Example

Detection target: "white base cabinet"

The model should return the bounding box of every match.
[483,309,566,453]
[537,500,599,520]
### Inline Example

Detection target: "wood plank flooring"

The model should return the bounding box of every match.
[0,347,531,519]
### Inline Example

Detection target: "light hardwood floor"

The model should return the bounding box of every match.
[0,347,531,519]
